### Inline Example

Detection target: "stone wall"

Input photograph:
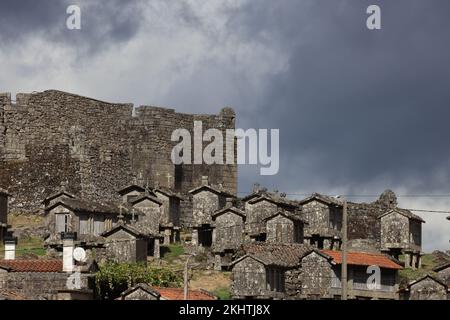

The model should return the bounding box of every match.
[104,230,147,263]
[302,200,341,239]
[0,90,237,222]
[380,212,408,250]
[192,190,221,227]
[0,270,91,299]
[231,256,267,299]
[347,190,397,241]
[0,194,7,232]
[266,215,297,244]
[212,211,245,252]
[133,199,161,234]
[245,200,277,237]
[296,251,333,299]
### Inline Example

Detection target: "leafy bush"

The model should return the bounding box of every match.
[95,262,182,300]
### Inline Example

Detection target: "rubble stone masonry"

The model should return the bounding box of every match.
[0,90,237,223]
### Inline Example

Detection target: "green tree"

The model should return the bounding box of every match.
[95,262,182,300]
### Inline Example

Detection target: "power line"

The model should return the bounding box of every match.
[236,192,450,198]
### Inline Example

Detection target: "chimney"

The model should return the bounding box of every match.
[201,176,209,186]
[226,197,233,207]
[3,236,17,260]
[62,232,77,273]
[252,183,260,193]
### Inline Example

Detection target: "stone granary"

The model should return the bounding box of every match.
[298,193,343,250]
[230,243,402,300]
[153,186,183,244]
[263,211,305,244]
[242,185,298,242]
[211,200,246,270]
[399,275,449,300]
[230,243,312,300]
[44,197,120,243]
[433,262,450,286]
[189,176,235,248]
[0,188,9,241]
[43,192,162,262]
[118,183,183,245]
[101,222,151,263]
[0,90,237,217]
[378,208,424,269]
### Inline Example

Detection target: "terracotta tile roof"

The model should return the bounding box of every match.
[241,243,313,267]
[153,287,217,300]
[0,259,63,272]
[321,250,402,270]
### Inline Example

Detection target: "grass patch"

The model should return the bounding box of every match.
[214,287,231,300]
[161,244,185,261]
[398,254,440,286]
[0,237,45,257]
[8,214,44,228]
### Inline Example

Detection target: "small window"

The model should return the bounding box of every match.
[56,214,70,233]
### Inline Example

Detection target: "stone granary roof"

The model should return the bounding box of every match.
[153,186,184,200]
[45,198,121,215]
[129,193,163,206]
[247,194,298,210]
[42,189,76,205]
[377,208,425,223]
[212,206,246,219]
[237,243,313,268]
[399,274,450,292]
[263,210,306,223]
[297,192,342,207]
[433,262,450,273]
[0,259,63,272]
[0,187,10,196]
[188,184,235,198]
[118,283,161,300]
[321,250,403,270]
[102,221,152,238]
[117,184,148,196]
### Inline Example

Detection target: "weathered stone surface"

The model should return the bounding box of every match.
[0,90,237,227]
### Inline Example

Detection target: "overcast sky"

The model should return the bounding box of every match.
[0,0,449,251]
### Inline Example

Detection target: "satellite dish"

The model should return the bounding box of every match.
[73,247,86,262]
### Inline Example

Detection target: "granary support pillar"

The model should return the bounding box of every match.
[191,229,198,246]
[323,238,331,250]
[404,253,411,268]
[153,238,160,259]
[411,254,417,270]
[163,229,171,245]
[417,254,422,269]
[214,254,222,271]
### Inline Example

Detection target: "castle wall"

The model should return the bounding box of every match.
[0,90,237,219]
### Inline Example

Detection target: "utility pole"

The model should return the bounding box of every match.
[341,198,348,300]
[184,255,192,300]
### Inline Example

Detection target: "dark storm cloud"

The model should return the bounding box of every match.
[1,0,449,248]
[229,0,450,197]
[0,0,146,55]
